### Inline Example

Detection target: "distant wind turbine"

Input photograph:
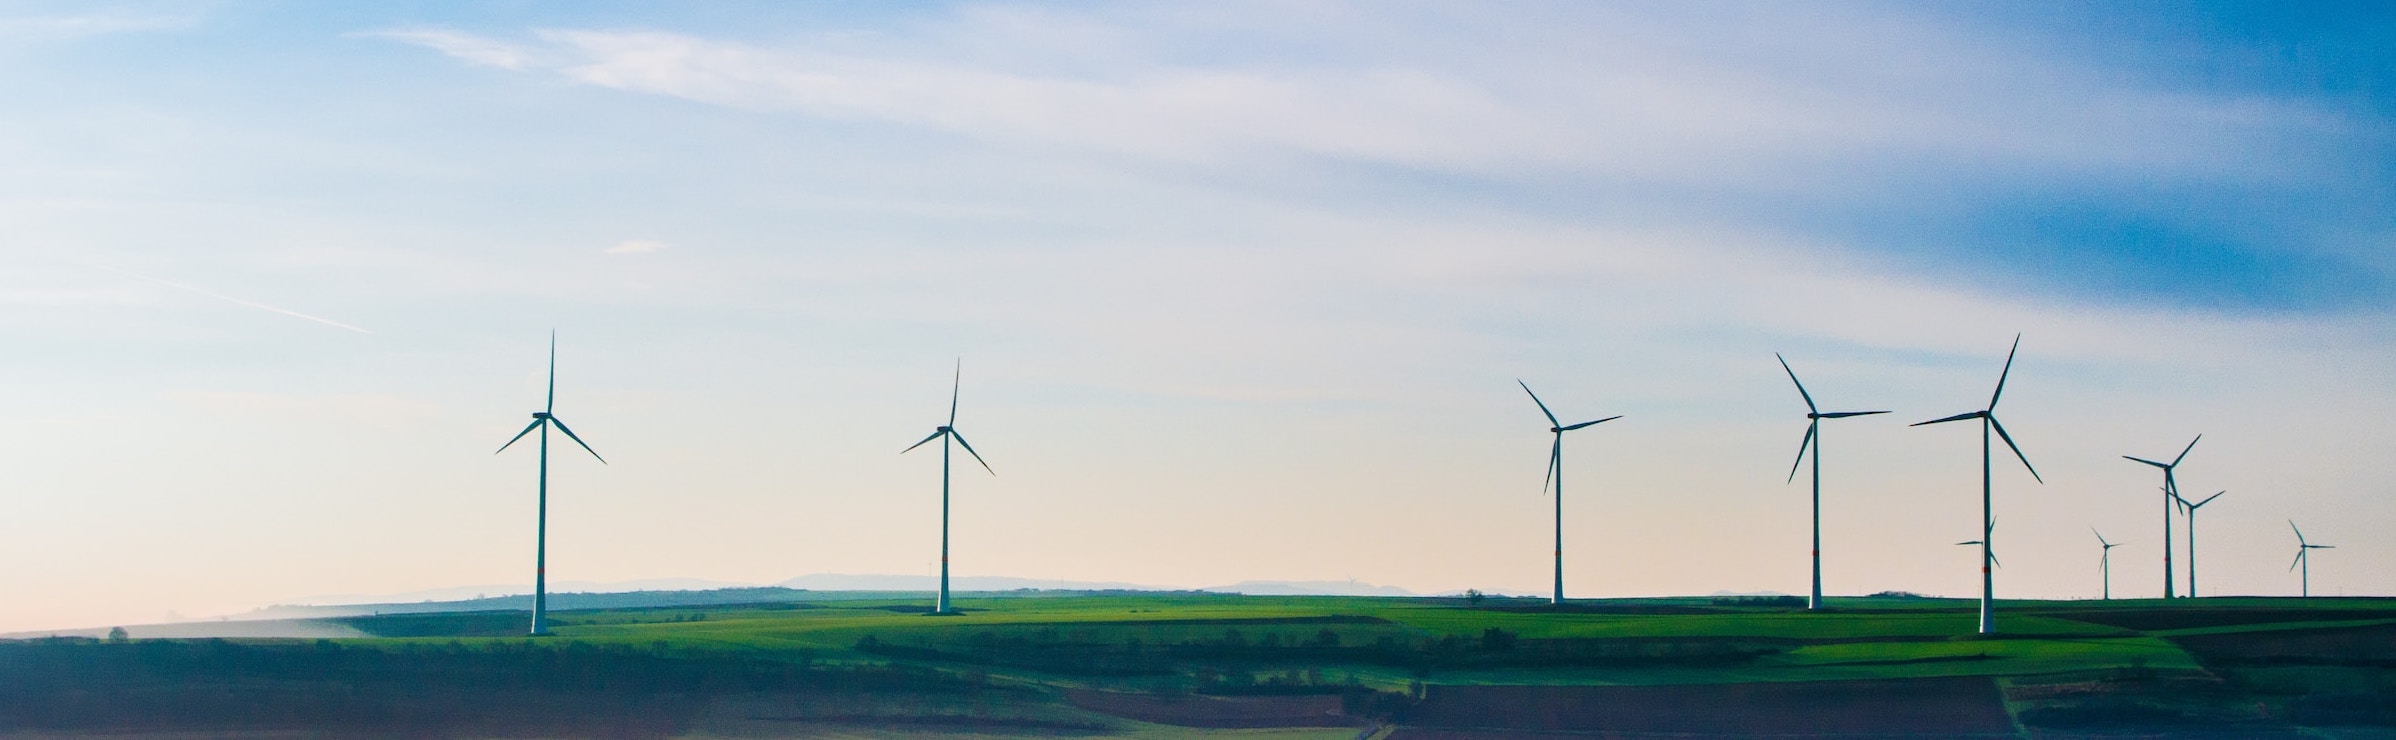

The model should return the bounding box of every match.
[2179,491,2224,598]
[1913,335,2041,635]
[2123,435,2199,599]
[1519,380,1621,606]
[2093,528,2122,600]
[1958,517,2002,568]
[1955,541,2000,568]
[903,360,993,615]
[493,332,607,636]
[2289,521,2333,598]
[1775,353,1889,611]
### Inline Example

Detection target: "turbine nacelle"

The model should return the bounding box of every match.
[1517,380,1619,497]
[532,412,551,419]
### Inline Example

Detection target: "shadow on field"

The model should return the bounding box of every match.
[0,637,1007,738]
[1391,677,2014,737]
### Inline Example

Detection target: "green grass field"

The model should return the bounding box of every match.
[7,592,2394,737]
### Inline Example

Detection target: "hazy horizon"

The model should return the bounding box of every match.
[2,1,2389,633]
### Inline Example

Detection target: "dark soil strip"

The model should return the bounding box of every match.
[1403,677,2014,736]
[2042,608,2396,632]
[750,713,1109,731]
[2169,621,2396,665]
[1065,689,1358,728]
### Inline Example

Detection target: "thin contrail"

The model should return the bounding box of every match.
[83,262,372,334]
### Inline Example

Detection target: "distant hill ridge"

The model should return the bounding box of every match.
[237,576,1422,621]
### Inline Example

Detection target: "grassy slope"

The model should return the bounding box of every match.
[488,593,2347,687]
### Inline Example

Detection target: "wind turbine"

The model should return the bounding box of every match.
[1775,353,1889,611]
[2123,435,2199,598]
[2093,528,2122,600]
[1519,380,1621,606]
[903,360,993,615]
[1957,517,2002,568]
[2179,491,2224,598]
[493,332,607,636]
[2290,521,2333,598]
[1912,335,2041,635]
[1955,541,2000,568]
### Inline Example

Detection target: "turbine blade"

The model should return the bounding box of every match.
[1776,353,1817,414]
[2193,491,2224,509]
[1559,415,1621,431]
[949,359,962,427]
[1911,410,1984,427]
[1991,552,2002,568]
[1787,421,1816,484]
[546,330,557,414]
[1518,380,1559,427]
[2091,527,2107,547]
[1956,540,1978,546]
[2315,544,2335,549]
[2172,434,2201,467]
[1989,333,2021,409]
[1990,416,2042,483]
[2291,551,2305,571]
[949,429,994,475]
[902,429,944,454]
[2290,520,2305,545]
[548,417,606,464]
[1542,436,1559,497]
[1818,410,1890,418]
[494,419,542,455]
[2123,456,2169,469]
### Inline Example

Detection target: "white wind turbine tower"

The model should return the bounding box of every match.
[2124,435,2200,599]
[493,332,607,636]
[2289,521,2333,598]
[2180,491,2224,598]
[1913,335,2041,635]
[1519,380,1621,606]
[2093,528,2121,600]
[902,360,994,615]
[1774,353,1889,610]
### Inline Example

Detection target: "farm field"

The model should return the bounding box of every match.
[4,592,2393,737]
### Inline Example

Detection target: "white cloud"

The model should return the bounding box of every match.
[369,9,2349,192]
[361,28,537,71]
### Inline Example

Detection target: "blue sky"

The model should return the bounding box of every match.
[0,2,2390,631]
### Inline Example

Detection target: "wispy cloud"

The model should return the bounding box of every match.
[357,6,2384,311]
[358,28,537,70]
[367,11,2343,190]
[604,239,667,254]
[82,263,371,334]
[0,12,188,40]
